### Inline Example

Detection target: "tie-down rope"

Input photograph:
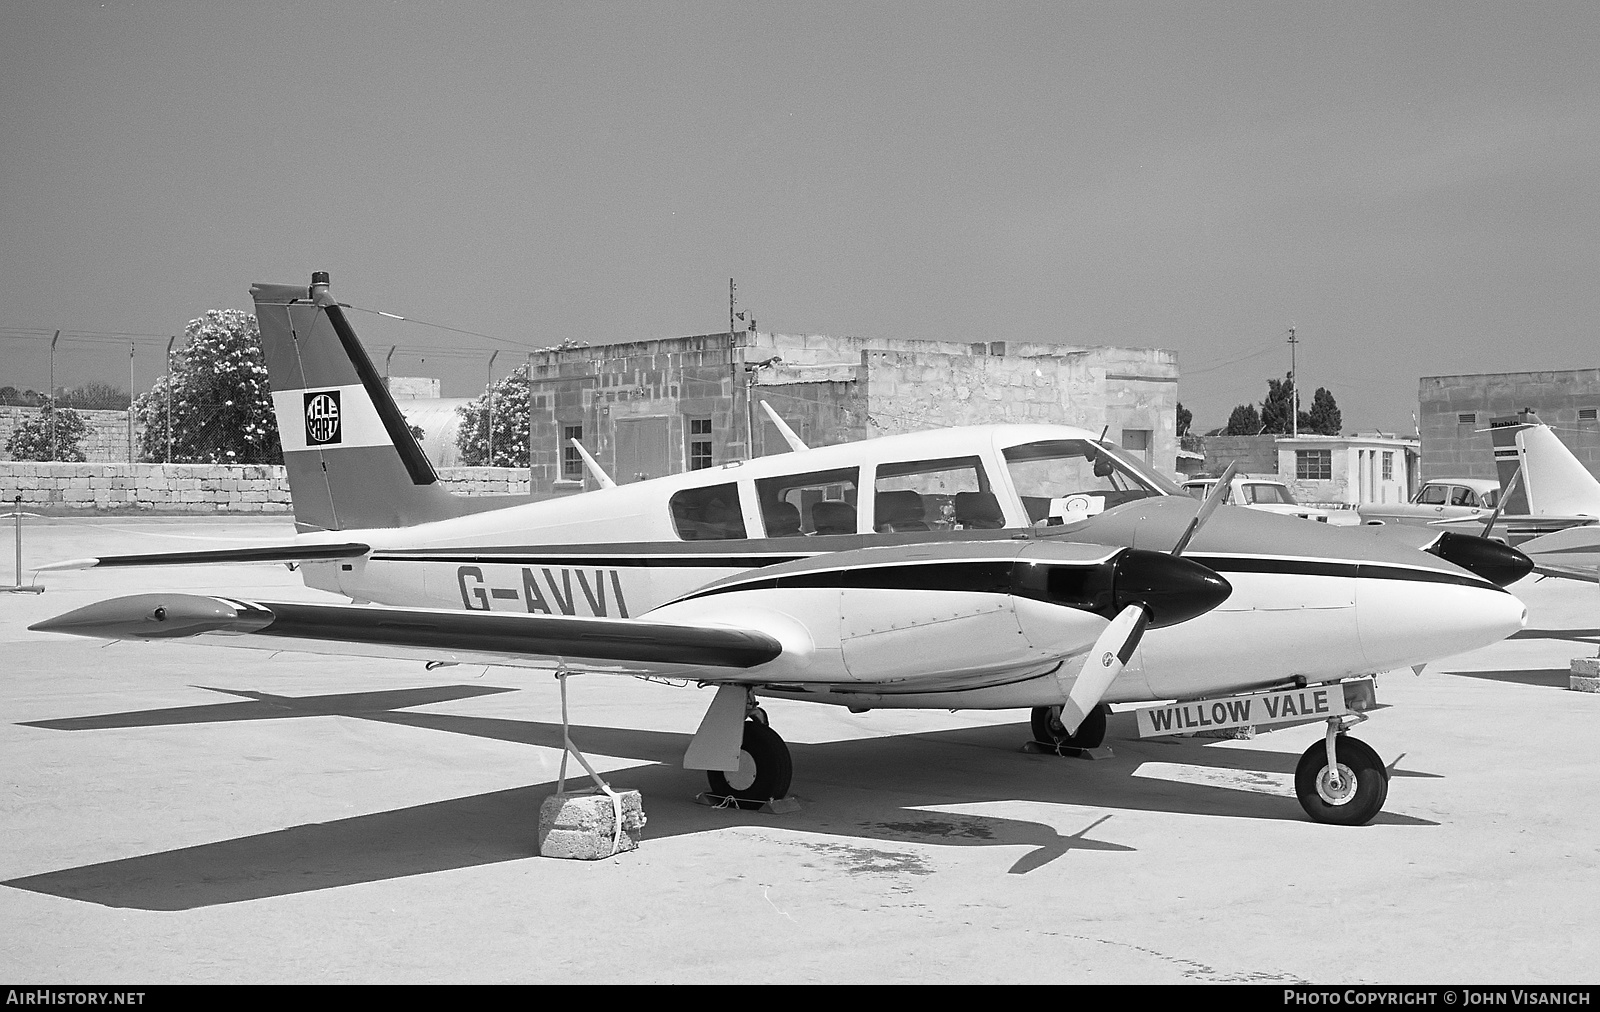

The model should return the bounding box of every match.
[555,670,626,858]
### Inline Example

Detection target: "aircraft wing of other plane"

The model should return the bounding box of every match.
[1512,526,1600,582]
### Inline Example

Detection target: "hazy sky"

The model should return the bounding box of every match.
[3,1,1597,432]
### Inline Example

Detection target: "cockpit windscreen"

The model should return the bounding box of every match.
[1003,439,1180,524]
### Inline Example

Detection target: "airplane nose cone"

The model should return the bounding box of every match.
[1111,549,1232,629]
[1427,533,1534,588]
[1356,578,1527,672]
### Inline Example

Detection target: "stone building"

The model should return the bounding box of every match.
[1201,433,1419,506]
[1420,370,1600,480]
[525,331,1178,492]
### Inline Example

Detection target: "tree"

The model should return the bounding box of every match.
[1300,387,1341,435]
[1260,374,1296,434]
[6,401,89,461]
[63,381,130,410]
[456,364,531,467]
[133,309,281,464]
[1176,402,1192,437]
[1225,403,1261,435]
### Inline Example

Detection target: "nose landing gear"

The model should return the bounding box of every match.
[1294,719,1389,826]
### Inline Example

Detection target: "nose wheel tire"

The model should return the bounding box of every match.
[1294,735,1388,826]
[706,720,793,809]
[1031,704,1108,750]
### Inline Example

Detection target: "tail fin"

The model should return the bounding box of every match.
[1490,411,1600,517]
[251,273,480,531]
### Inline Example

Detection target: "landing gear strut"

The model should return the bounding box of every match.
[706,717,793,809]
[1294,720,1388,826]
[1031,704,1108,751]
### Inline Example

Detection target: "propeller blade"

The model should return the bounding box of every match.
[1172,460,1239,557]
[1480,464,1521,541]
[1061,603,1149,734]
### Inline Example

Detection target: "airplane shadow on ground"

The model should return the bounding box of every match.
[8,685,1434,910]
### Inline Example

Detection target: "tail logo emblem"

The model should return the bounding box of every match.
[304,391,342,445]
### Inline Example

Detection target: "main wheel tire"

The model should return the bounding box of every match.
[1030,704,1107,751]
[1294,735,1389,826]
[706,720,793,809]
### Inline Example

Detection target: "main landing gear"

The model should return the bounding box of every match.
[1294,719,1388,826]
[1030,704,1108,751]
[705,707,794,810]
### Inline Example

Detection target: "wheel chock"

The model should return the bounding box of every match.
[1022,741,1114,760]
[695,792,802,814]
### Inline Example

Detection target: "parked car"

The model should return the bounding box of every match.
[1180,476,1335,522]
[1357,478,1500,529]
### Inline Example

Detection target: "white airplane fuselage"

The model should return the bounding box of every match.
[291,424,1527,710]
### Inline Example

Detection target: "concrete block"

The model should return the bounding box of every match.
[1570,657,1600,693]
[538,789,646,860]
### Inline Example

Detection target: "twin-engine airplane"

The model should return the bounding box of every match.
[32,274,1534,827]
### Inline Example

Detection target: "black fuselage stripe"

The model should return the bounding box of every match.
[370,554,812,568]
[366,549,1492,589]
[1188,555,1498,589]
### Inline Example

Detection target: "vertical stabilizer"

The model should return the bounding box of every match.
[250,274,473,531]
[1491,411,1600,517]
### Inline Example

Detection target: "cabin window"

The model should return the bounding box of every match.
[561,425,584,479]
[688,417,713,470]
[669,483,747,541]
[874,455,991,531]
[1295,450,1331,481]
[755,467,859,536]
[1417,484,1448,505]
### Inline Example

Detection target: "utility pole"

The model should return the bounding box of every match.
[47,330,58,460]
[165,336,176,463]
[1288,326,1299,438]
[486,350,499,466]
[729,278,743,460]
[128,340,135,462]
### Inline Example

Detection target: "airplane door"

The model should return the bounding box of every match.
[613,416,670,483]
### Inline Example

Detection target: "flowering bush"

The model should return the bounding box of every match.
[6,402,89,461]
[134,309,281,464]
[455,364,530,467]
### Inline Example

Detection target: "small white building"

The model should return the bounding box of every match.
[1276,434,1420,507]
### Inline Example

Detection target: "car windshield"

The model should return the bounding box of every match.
[1245,483,1298,505]
[1003,438,1179,524]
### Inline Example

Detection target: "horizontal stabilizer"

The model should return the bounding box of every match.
[39,543,370,572]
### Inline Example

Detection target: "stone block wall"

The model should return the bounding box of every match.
[0,406,144,463]
[0,463,531,512]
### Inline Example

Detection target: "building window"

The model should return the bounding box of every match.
[688,417,713,470]
[1382,451,1393,481]
[1296,449,1332,481]
[561,425,583,479]
[1121,429,1152,465]
[1581,408,1598,421]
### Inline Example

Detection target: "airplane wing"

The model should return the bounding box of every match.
[1515,527,1600,582]
[29,593,781,679]
[38,543,370,571]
